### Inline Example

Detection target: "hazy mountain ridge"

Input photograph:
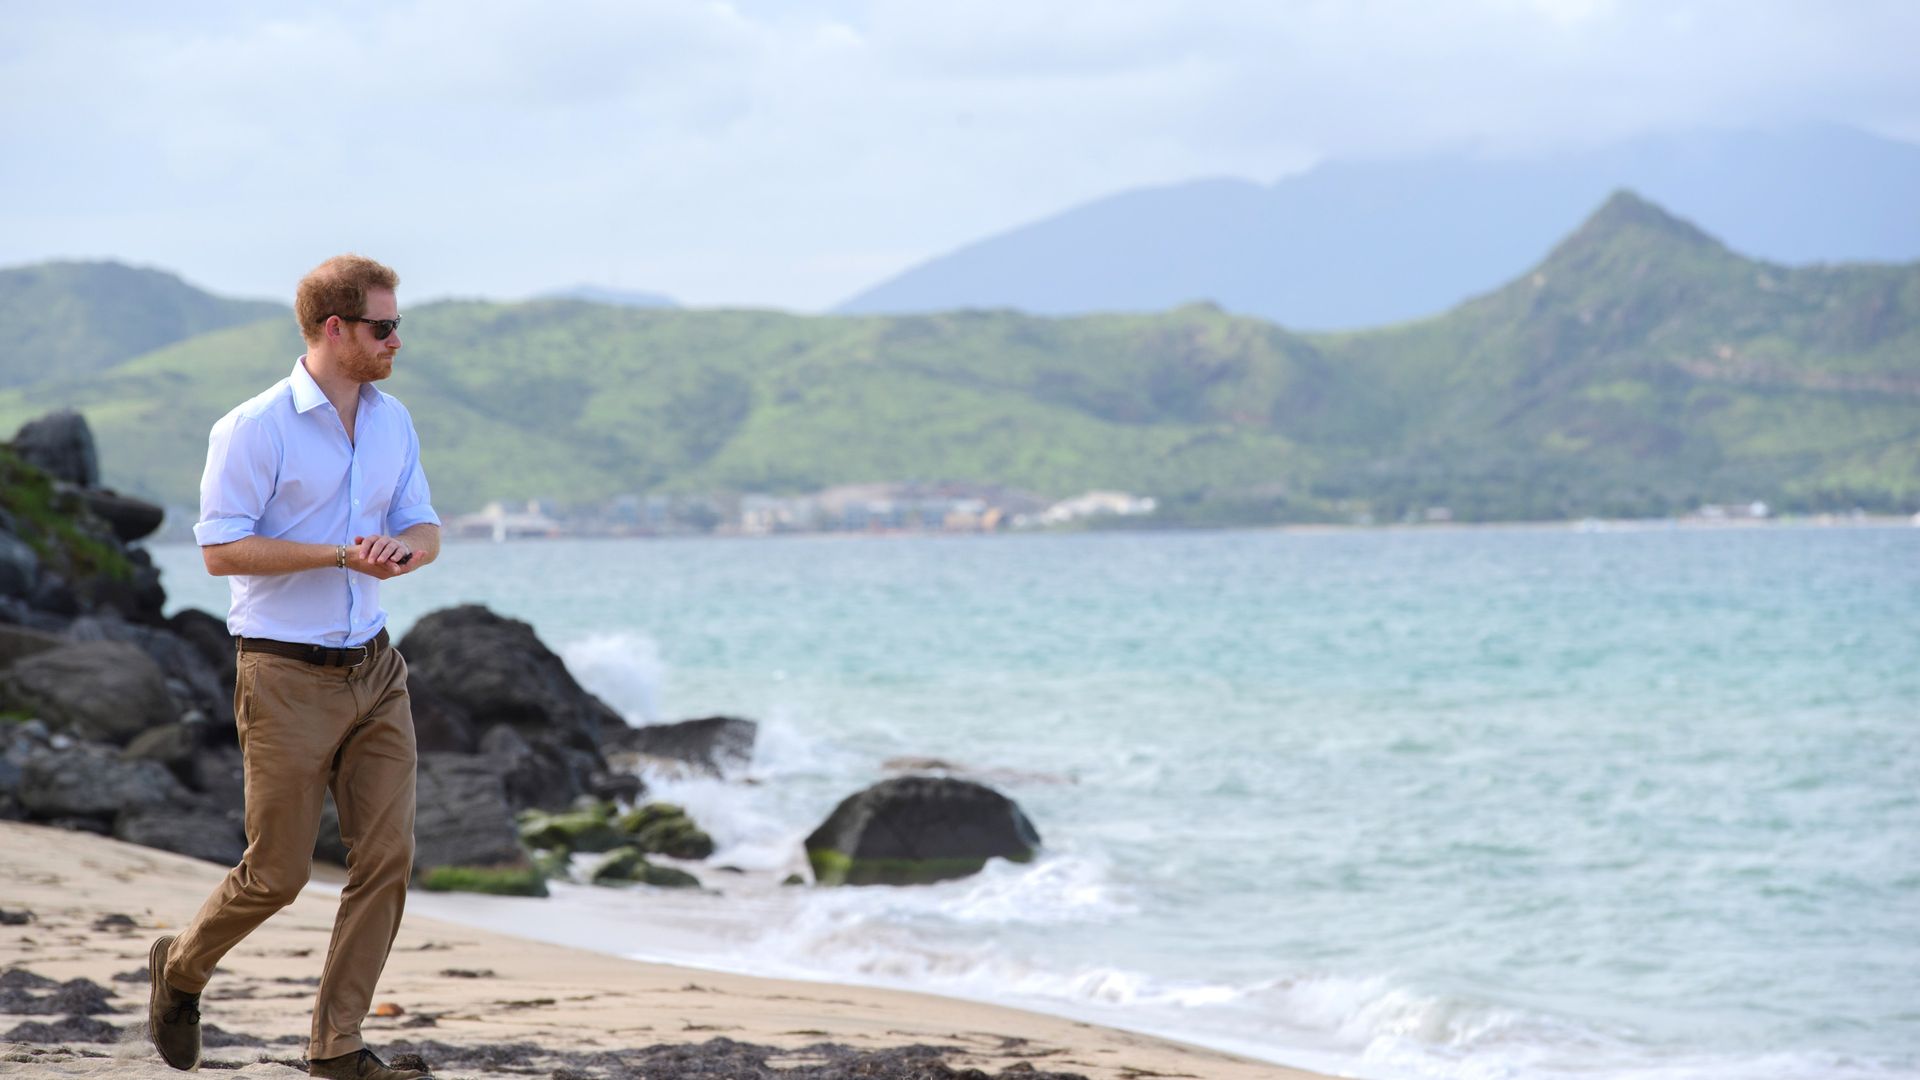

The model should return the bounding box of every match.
[838,126,1920,330]
[1,190,1915,524]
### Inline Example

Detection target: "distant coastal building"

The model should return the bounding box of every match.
[1694,500,1771,521]
[1034,491,1157,526]
[448,500,564,541]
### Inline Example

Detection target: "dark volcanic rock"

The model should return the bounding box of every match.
[480,723,586,812]
[804,776,1042,886]
[0,623,65,667]
[17,741,190,820]
[0,640,175,743]
[26,573,79,617]
[318,753,526,874]
[605,715,757,777]
[398,605,621,755]
[407,669,478,753]
[0,976,118,1016]
[0,532,39,599]
[415,753,527,871]
[73,487,164,544]
[11,410,99,487]
[123,721,203,772]
[67,614,233,729]
[167,607,238,692]
[375,1035,1091,1079]
[4,1015,121,1044]
[190,744,246,811]
[115,806,245,865]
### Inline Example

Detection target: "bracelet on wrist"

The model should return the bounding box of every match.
[336,544,347,569]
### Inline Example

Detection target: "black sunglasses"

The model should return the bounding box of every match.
[338,315,402,339]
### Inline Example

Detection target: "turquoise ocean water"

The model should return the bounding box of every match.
[152,526,1920,1079]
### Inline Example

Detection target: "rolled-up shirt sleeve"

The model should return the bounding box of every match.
[385,411,440,535]
[194,414,278,546]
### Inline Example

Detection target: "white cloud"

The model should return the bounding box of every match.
[0,0,1914,308]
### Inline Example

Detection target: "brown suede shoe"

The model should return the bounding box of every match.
[308,1048,434,1080]
[146,935,201,1070]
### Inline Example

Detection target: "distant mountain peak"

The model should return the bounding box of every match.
[1529,190,1731,282]
[1581,189,1723,247]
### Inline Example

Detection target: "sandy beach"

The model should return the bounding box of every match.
[0,822,1319,1079]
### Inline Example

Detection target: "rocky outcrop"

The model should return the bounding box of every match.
[316,754,529,877]
[66,614,232,730]
[0,641,174,743]
[16,740,189,820]
[413,754,530,873]
[114,807,245,866]
[166,608,237,691]
[0,418,249,851]
[398,606,622,755]
[406,671,478,753]
[478,723,588,812]
[11,411,98,488]
[1,415,164,622]
[804,776,1042,886]
[605,715,757,777]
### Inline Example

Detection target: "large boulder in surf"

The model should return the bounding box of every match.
[804,776,1042,886]
[604,715,757,777]
[398,605,621,756]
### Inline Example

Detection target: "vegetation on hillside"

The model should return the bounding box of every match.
[0,261,283,389]
[2,192,1915,524]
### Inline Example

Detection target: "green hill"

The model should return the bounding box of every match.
[1,192,1915,523]
[1317,191,1920,518]
[0,261,285,389]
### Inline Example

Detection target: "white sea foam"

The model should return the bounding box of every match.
[562,631,666,724]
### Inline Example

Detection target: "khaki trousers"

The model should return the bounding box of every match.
[165,642,417,1061]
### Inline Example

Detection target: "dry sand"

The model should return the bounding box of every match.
[0,822,1324,1079]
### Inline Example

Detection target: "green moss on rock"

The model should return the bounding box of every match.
[517,807,626,855]
[417,865,549,898]
[806,848,1033,887]
[0,448,131,583]
[615,802,716,860]
[587,846,701,888]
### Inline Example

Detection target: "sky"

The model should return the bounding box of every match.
[2,0,1917,311]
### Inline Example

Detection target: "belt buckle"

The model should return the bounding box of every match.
[344,644,369,670]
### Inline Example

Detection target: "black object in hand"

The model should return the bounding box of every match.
[396,552,413,566]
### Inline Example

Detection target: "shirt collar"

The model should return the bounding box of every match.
[291,356,384,414]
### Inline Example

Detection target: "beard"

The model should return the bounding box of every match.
[339,336,394,383]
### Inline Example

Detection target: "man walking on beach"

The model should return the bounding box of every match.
[148,254,441,1080]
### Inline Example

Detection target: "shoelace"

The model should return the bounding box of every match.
[162,993,200,1026]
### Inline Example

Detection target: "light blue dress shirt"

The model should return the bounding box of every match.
[194,357,440,646]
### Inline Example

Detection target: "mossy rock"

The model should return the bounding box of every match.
[517,808,626,854]
[615,803,716,860]
[587,846,701,889]
[530,847,574,883]
[0,448,130,585]
[803,777,1042,887]
[806,849,1028,887]
[418,865,549,898]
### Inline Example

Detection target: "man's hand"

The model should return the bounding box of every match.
[349,534,416,579]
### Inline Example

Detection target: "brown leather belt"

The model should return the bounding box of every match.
[237,627,390,669]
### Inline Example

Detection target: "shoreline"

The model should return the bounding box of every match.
[141,510,1920,549]
[0,822,1322,1079]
